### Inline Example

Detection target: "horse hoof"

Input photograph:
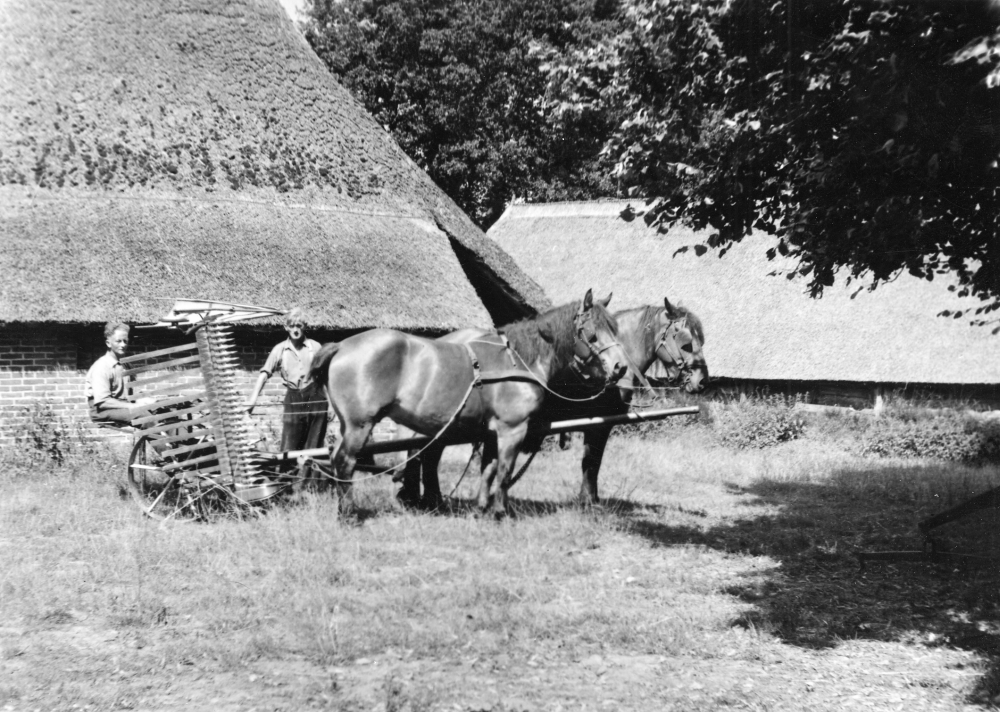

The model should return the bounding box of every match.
[486,503,509,520]
[396,490,422,509]
[420,497,443,512]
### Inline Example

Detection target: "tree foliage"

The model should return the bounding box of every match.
[303,0,624,227]
[541,0,1000,320]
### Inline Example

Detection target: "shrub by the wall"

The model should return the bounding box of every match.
[861,413,1000,463]
[7,399,72,466]
[713,395,807,450]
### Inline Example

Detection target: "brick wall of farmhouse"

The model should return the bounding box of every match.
[0,324,399,451]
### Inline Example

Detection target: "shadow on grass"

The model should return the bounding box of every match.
[349,448,1000,703]
[435,496,566,519]
[433,494,670,520]
[621,465,1000,704]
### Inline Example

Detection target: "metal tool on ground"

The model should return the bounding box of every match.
[857,485,1000,571]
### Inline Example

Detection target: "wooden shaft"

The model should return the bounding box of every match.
[542,406,700,434]
[257,406,701,461]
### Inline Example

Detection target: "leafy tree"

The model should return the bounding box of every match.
[540,0,1000,322]
[304,0,624,228]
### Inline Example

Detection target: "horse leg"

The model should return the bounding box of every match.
[332,422,374,516]
[580,426,611,505]
[396,452,423,508]
[490,423,528,517]
[419,443,445,511]
[477,431,499,511]
[390,424,423,507]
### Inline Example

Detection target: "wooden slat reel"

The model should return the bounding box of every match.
[123,301,287,520]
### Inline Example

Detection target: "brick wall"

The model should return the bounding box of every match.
[0,323,399,453]
[0,326,88,447]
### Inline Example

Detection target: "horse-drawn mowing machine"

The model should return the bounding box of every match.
[120,300,700,521]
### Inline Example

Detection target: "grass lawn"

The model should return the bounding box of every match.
[2,416,999,710]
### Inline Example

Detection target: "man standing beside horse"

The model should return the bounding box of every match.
[244,308,328,452]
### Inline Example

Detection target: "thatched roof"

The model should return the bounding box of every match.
[0,0,548,329]
[489,200,1000,385]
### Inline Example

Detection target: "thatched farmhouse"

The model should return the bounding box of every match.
[489,200,1000,409]
[0,0,548,445]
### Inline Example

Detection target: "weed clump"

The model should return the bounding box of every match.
[8,399,72,466]
[861,412,1000,463]
[712,395,806,450]
[1,399,111,476]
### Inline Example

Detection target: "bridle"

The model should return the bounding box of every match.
[571,307,620,387]
[654,315,697,385]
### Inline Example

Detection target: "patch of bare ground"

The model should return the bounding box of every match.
[1,428,998,710]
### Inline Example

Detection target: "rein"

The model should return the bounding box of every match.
[291,329,607,485]
[292,319,627,486]
[466,338,613,403]
[300,374,481,484]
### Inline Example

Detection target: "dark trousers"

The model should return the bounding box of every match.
[281,384,329,452]
[91,401,148,428]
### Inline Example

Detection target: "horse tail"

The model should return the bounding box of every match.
[309,342,341,389]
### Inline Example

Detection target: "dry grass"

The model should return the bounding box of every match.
[2,422,999,710]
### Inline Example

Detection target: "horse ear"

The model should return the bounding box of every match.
[598,292,612,308]
[664,297,679,318]
[583,288,594,311]
[537,322,555,343]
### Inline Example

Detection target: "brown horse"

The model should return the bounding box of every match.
[399,297,708,506]
[308,290,631,515]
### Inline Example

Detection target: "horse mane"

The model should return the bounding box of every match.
[641,302,705,345]
[676,304,706,344]
[500,300,619,370]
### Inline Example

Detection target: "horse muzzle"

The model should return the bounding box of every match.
[684,365,709,393]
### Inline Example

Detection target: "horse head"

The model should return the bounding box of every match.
[568,289,629,387]
[511,290,629,390]
[653,297,708,393]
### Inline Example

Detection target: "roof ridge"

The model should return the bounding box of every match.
[0,187,427,220]
[500,199,657,220]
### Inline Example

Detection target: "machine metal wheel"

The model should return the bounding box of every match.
[127,435,200,521]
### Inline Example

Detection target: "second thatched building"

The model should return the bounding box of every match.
[488,200,1000,409]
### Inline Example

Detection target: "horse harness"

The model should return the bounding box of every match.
[459,331,615,402]
[654,315,695,376]
[461,335,528,387]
